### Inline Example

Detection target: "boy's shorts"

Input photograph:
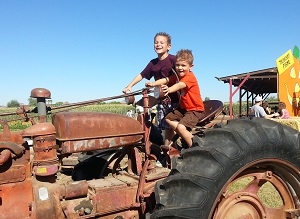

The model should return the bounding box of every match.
[165,108,205,130]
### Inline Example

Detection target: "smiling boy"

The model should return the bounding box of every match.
[123,32,178,146]
[146,49,205,148]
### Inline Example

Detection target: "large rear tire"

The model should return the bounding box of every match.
[151,118,300,219]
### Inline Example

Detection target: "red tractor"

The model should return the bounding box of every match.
[1,87,300,219]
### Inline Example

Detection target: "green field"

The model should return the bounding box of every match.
[0,104,136,131]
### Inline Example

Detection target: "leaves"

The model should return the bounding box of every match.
[293,45,300,60]
[7,100,20,108]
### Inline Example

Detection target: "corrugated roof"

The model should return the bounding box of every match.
[216,67,278,95]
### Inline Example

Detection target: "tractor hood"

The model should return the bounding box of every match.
[52,112,144,154]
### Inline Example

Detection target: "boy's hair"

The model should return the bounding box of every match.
[176,49,194,65]
[154,32,171,45]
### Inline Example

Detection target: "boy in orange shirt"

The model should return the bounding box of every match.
[146,49,205,148]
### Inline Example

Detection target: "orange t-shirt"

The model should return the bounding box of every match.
[170,72,204,111]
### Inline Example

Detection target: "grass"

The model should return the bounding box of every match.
[228,177,283,208]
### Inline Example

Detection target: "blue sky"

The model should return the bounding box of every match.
[0,1,299,106]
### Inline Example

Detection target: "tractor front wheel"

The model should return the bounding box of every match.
[151,118,300,219]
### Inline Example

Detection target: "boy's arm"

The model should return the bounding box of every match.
[164,82,186,94]
[145,77,169,87]
[123,74,143,93]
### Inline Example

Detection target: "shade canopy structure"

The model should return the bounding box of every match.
[216,67,278,117]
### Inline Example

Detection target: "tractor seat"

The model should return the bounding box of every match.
[197,100,224,127]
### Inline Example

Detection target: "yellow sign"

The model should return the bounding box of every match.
[276,50,295,75]
[277,47,300,116]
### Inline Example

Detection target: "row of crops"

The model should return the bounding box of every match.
[0,102,248,131]
[0,104,136,131]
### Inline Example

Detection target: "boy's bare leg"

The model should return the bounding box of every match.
[165,119,177,130]
[164,128,175,146]
[176,124,193,147]
[164,119,179,149]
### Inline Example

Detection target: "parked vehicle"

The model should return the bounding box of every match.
[1,87,300,219]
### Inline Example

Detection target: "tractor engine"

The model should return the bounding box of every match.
[0,88,168,219]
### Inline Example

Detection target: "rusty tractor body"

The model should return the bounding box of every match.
[2,87,300,219]
[0,88,174,219]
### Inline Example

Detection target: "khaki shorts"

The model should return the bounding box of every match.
[165,108,205,129]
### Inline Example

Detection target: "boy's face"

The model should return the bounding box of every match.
[175,60,193,78]
[154,35,171,55]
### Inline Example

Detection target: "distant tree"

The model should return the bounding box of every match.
[266,96,278,102]
[7,100,20,108]
[28,97,37,107]
[205,97,210,101]
[55,102,64,106]
[109,101,122,104]
[47,99,53,105]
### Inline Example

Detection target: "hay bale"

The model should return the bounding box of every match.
[270,118,300,132]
